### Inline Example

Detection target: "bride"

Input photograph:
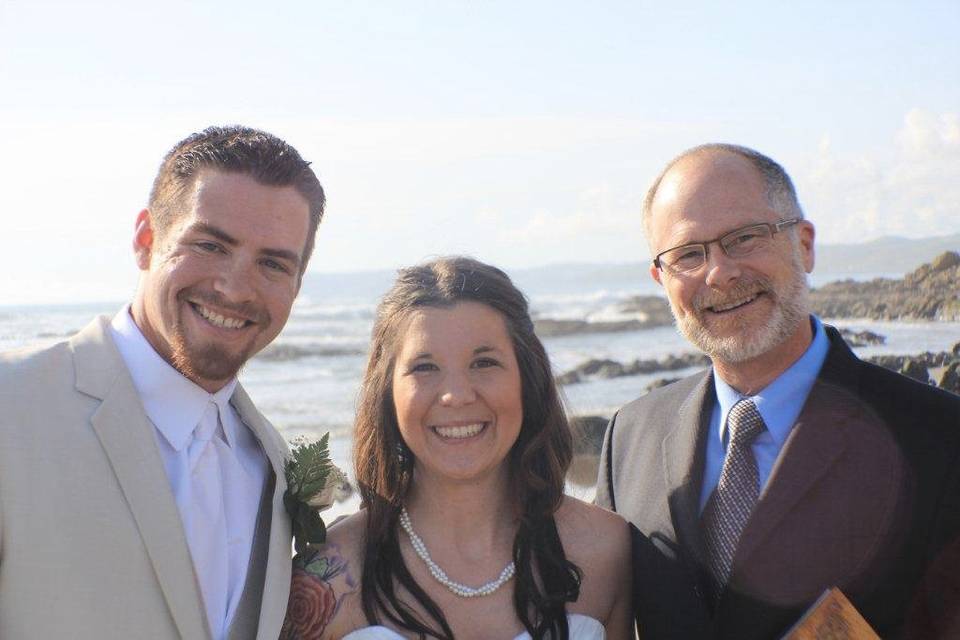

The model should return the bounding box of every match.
[281,257,631,639]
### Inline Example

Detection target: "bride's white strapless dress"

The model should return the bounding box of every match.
[341,613,605,639]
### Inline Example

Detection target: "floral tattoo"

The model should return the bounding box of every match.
[280,544,355,640]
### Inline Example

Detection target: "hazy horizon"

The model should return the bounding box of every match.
[2,230,956,309]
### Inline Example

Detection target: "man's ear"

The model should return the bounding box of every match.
[798,220,815,273]
[133,209,154,270]
[650,262,663,286]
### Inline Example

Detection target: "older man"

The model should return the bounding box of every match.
[596,144,960,639]
[0,126,324,639]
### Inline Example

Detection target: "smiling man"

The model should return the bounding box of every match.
[0,126,324,640]
[596,144,960,639]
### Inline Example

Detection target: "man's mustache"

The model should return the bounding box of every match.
[692,278,772,312]
[178,289,271,325]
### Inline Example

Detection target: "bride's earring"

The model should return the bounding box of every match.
[396,441,410,469]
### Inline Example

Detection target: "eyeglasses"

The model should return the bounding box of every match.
[653,218,800,274]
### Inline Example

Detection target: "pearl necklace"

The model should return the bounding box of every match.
[399,506,516,598]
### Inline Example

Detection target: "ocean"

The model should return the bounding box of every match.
[4,264,959,517]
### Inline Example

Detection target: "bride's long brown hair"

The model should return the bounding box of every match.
[353,256,581,639]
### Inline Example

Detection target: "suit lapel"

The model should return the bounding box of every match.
[72,317,210,640]
[662,371,715,568]
[733,382,852,567]
[230,386,293,640]
[733,327,860,570]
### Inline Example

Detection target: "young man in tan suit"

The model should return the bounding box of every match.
[0,126,325,639]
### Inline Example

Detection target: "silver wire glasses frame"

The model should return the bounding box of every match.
[653,218,801,273]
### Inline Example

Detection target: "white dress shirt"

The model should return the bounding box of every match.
[110,306,270,639]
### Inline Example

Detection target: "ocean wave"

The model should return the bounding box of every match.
[36,330,78,338]
[255,343,367,362]
[290,303,375,321]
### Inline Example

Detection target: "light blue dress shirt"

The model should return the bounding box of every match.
[698,316,830,513]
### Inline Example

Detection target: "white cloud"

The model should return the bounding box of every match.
[499,183,642,245]
[799,109,960,243]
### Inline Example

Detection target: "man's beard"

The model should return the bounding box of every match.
[669,250,810,364]
[170,330,252,384]
[168,289,266,384]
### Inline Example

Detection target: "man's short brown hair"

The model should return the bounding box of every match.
[149,125,325,272]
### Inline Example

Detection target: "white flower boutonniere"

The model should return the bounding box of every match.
[283,434,350,553]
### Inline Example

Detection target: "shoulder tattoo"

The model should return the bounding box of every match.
[280,542,358,639]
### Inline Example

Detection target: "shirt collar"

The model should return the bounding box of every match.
[109,305,239,452]
[713,315,830,447]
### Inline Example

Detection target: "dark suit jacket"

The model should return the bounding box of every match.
[596,325,960,639]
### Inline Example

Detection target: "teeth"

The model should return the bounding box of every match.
[711,294,757,313]
[195,304,246,329]
[434,423,485,439]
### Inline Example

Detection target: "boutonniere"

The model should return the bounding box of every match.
[283,434,350,553]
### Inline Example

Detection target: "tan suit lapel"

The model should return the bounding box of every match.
[662,371,715,568]
[230,385,293,640]
[71,317,210,640]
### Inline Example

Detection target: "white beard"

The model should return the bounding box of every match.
[670,249,810,364]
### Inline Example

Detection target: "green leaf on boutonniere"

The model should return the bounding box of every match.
[284,433,349,553]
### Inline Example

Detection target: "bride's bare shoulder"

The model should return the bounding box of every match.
[554,497,632,636]
[555,496,630,566]
[327,510,367,548]
[556,495,628,534]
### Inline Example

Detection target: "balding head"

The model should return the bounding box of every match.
[642,144,803,248]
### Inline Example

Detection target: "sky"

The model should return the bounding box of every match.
[1,0,958,305]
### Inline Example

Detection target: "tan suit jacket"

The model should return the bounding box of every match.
[0,316,293,639]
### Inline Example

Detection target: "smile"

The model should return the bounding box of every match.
[190,302,251,330]
[706,292,762,314]
[432,422,488,440]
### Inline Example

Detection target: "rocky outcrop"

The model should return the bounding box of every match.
[645,377,681,392]
[557,353,710,385]
[937,362,960,395]
[810,251,960,321]
[613,295,676,326]
[534,296,674,337]
[838,328,885,347]
[867,343,960,393]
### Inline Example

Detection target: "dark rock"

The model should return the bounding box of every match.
[645,377,681,393]
[578,359,626,378]
[658,353,711,370]
[838,328,886,347]
[900,358,932,384]
[534,296,674,337]
[558,352,709,385]
[952,342,960,357]
[937,362,960,395]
